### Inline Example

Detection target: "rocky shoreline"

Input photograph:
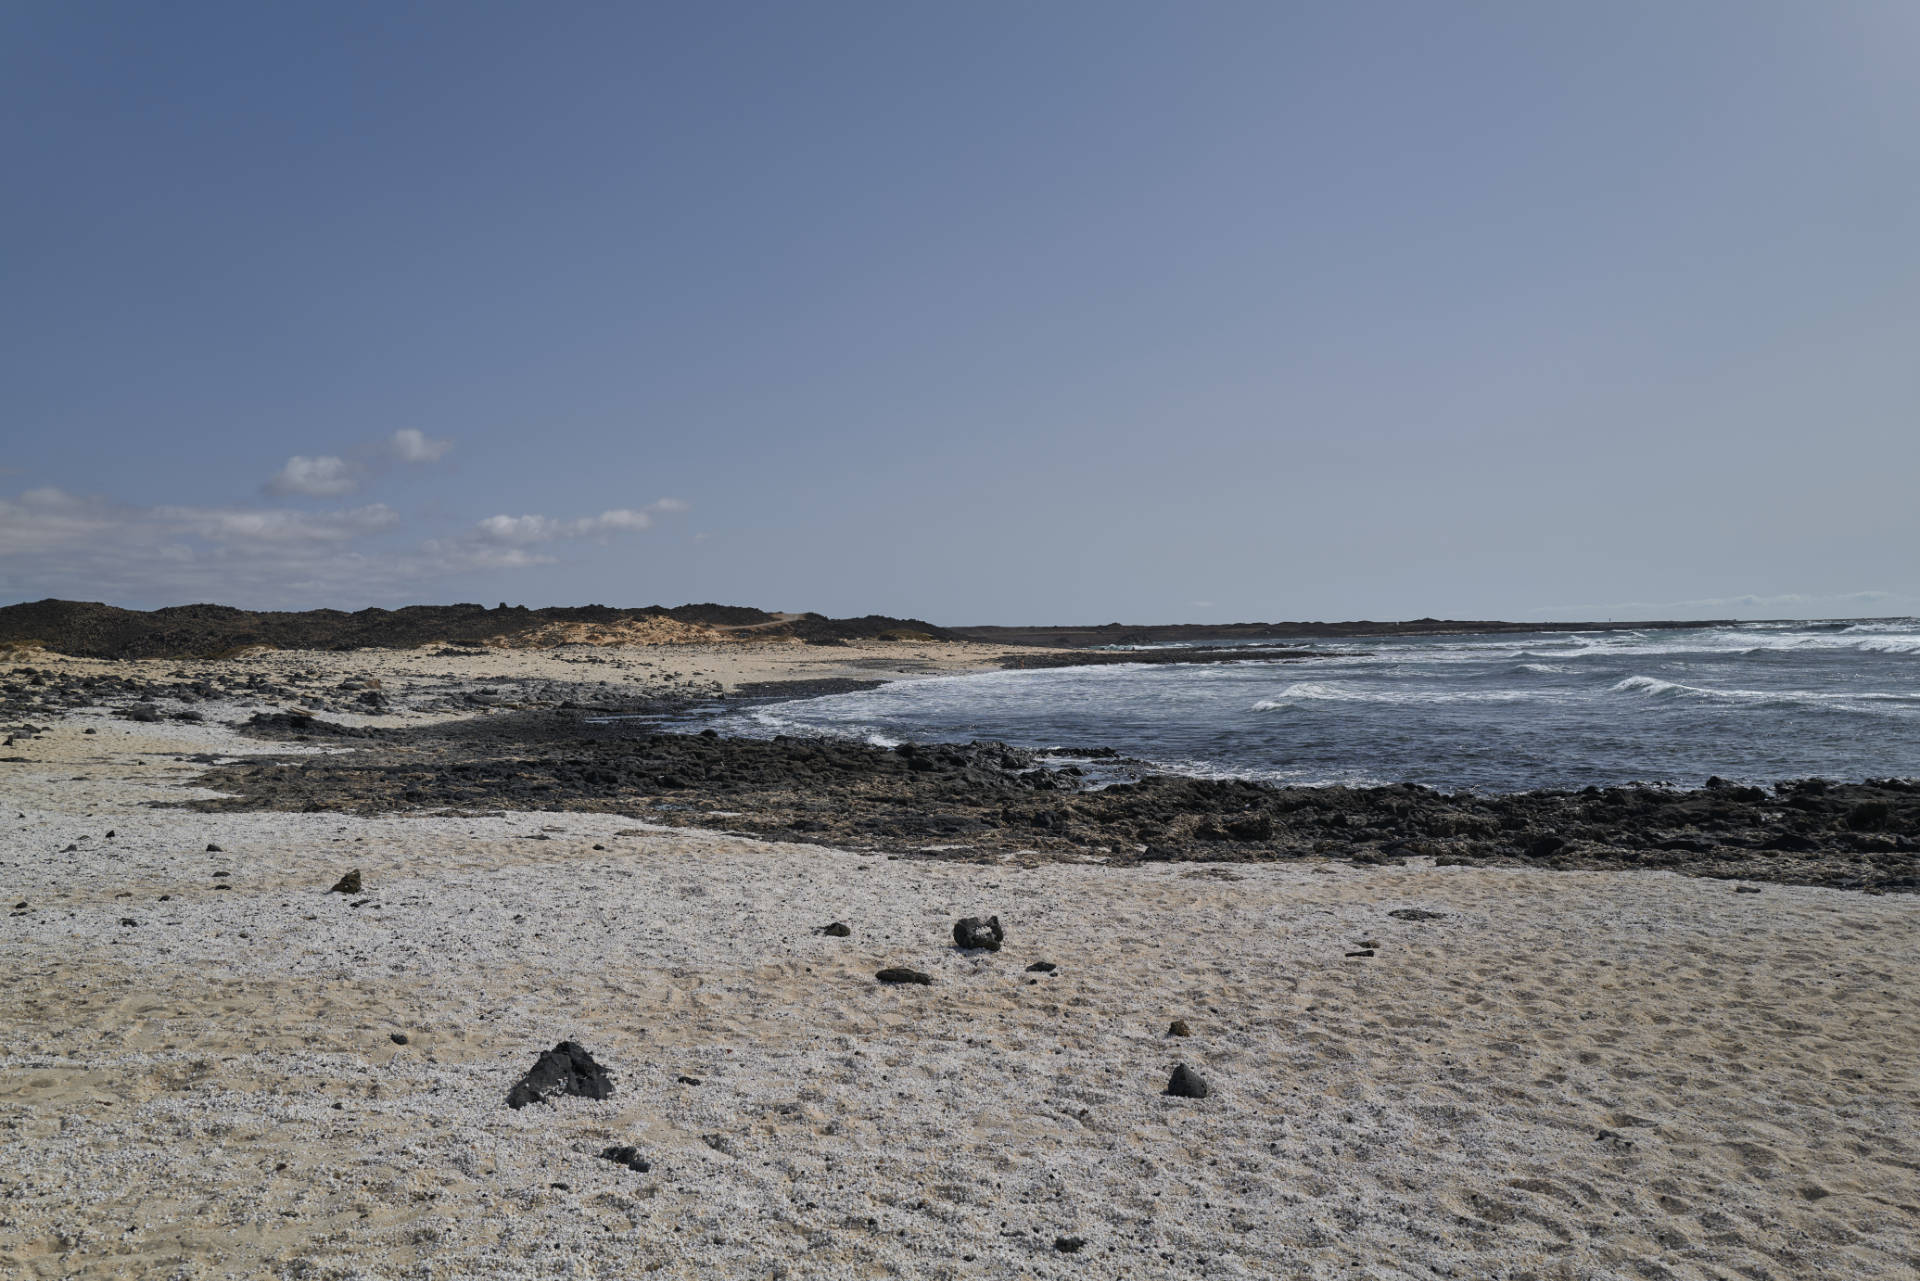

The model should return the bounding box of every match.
[6,648,1915,893]
[195,705,1920,893]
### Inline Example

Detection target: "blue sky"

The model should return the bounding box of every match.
[3,2,1916,622]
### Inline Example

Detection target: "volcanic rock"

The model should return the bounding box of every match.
[601,1145,651,1173]
[505,1041,614,1109]
[1165,1064,1210,1098]
[952,915,1004,951]
[876,967,932,985]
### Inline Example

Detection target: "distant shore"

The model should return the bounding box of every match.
[0,596,1809,660]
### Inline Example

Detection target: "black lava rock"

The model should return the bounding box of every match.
[328,870,362,895]
[390,1032,409,1045]
[819,922,852,937]
[876,967,933,985]
[1165,1064,1210,1098]
[1055,1236,1087,1253]
[952,915,1004,951]
[601,1145,651,1173]
[505,1041,614,1109]
[1026,961,1057,973]
[1387,908,1448,922]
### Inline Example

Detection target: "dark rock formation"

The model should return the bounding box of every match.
[601,1145,650,1173]
[328,870,362,895]
[952,915,1004,951]
[1165,1064,1210,1098]
[876,967,932,985]
[505,1041,613,1109]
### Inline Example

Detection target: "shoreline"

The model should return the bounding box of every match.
[4,641,1918,1277]
[4,640,1915,892]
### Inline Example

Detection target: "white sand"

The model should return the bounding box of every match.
[2,659,1917,1280]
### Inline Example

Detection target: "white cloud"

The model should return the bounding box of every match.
[474,514,564,544]
[578,508,654,535]
[0,487,119,555]
[390,429,453,463]
[155,504,400,543]
[266,455,358,497]
[0,483,690,607]
[470,501,688,545]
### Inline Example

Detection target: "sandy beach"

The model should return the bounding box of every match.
[3,642,1917,1279]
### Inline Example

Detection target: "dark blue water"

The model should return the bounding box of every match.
[706,620,1920,791]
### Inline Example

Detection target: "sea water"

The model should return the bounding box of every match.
[704,619,1920,792]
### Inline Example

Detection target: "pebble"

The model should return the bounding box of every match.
[876,967,932,985]
[601,1145,651,1173]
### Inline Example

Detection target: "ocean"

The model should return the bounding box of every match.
[703,619,1920,792]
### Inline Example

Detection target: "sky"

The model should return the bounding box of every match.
[3,2,1917,624]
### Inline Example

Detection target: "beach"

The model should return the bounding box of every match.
[3,639,1917,1279]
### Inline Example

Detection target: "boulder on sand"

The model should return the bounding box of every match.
[952,915,1004,951]
[506,1041,614,1109]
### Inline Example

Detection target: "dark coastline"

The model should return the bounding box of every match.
[0,596,1788,660]
[188,704,1920,894]
[5,604,1913,894]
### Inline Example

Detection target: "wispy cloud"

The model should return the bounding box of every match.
[471,500,690,545]
[265,454,358,497]
[389,429,453,463]
[154,503,400,543]
[0,484,690,607]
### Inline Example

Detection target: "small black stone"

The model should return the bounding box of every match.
[820,922,852,937]
[206,843,222,852]
[328,870,362,895]
[390,1032,409,1045]
[876,967,932,985]
[1165,1064,1210,1099]
[676,1075,702,1086]
[1167,1020,1192,1038]
[1055,1236,1087,1253]
[1025,961,1056,973]
[601,1145,651,1173]
[1387,908,1448,922]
